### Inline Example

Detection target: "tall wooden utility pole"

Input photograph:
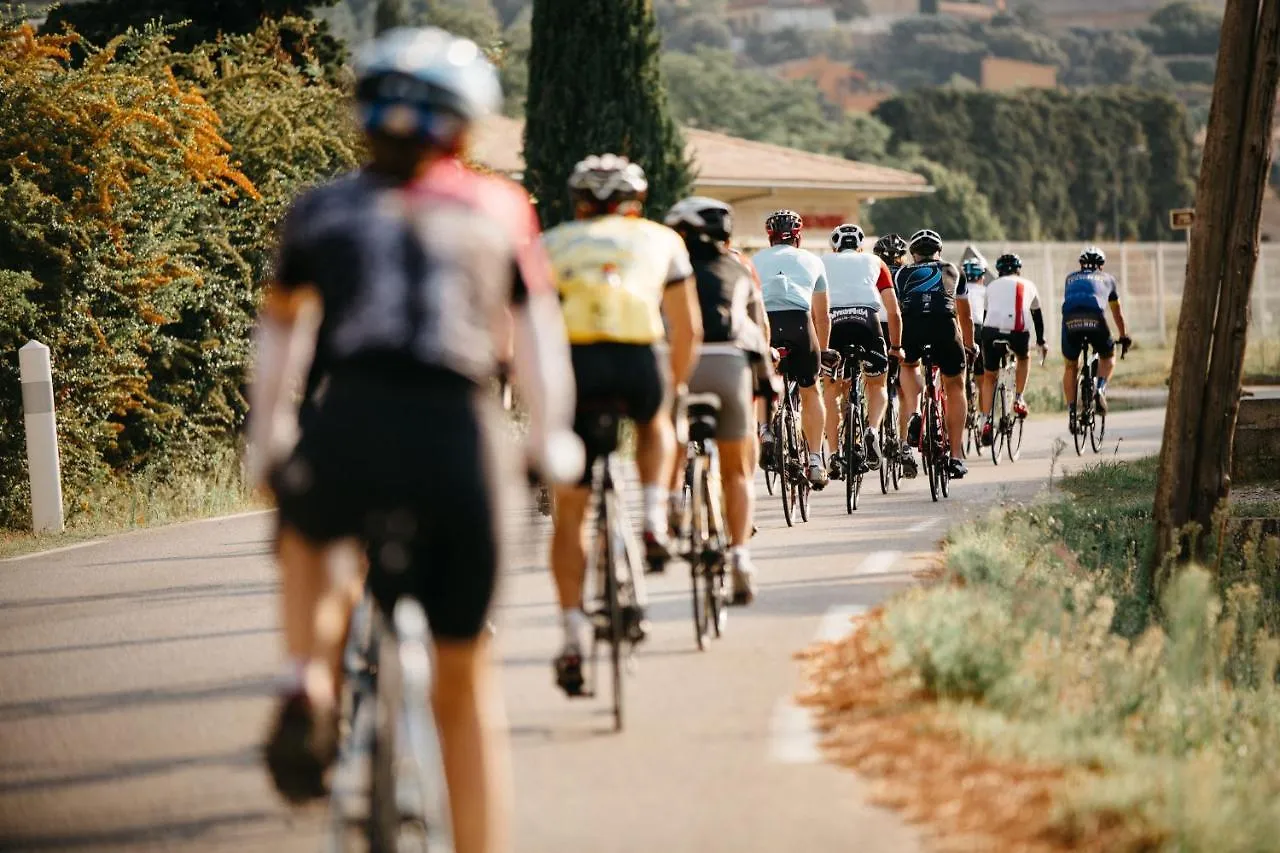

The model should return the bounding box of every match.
[1152,0,1280,590]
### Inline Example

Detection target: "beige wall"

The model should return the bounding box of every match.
[981,56,1058,91]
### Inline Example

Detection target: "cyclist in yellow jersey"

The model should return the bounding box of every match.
[542,154,702,697]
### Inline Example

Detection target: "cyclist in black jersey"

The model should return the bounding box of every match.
[247,29,581,850]
[894,229,974,480]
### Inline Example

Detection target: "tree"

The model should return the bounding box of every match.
[831,0,869,22]
[375,0,409,32]
[1139,1,1222,56]
[524,0,692,226]
[868,159,1006,241]
[407,0,502,45]
[43,0,342,57]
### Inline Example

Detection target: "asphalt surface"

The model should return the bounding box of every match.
[0,408,1165,853]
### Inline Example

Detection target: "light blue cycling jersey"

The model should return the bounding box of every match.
[754,244,828,313]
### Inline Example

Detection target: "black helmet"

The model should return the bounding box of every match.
[995,253,1023,277]
[1079,245,1107,270]
[874,233,907,265]
[665,196,733,244]
[766,209,803,243]
[829,223,865,252]
[909,228,943,256]
[569,154,648,209]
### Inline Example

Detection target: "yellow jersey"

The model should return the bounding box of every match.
[542,215,693,345]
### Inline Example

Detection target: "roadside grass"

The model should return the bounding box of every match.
[1020,338,1280,415]
[802,457,1280,852]
[0,447,262,559]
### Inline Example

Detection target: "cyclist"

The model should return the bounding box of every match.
[873,233,909,418]
[665,197,769,604]
[821,224,901,479]
[895,229,973,480]
[961,256,988,432]
[542,154,702,696]
[755,209,831,489]
[979,253,1048,445]
[248,28,582,853]
[1062,245,1132,428]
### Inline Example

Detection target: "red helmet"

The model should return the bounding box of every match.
[765,209,803,243]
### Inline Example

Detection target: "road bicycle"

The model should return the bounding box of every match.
[576,400,649,731]
[1069,337,1128,455]
[880,358,902,495]
[767,349,811,528]
[830,349,870,513]
[963,355,983,456]
[328,593,448,853]
[919,345,951,503]
[985,339,1026,465]
[671,394,731,651]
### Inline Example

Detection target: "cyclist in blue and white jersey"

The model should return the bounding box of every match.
[1061,246,1132,427]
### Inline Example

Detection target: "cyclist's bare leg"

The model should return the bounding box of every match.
[432,634,511,853]
[1063,359,1080,406]
[277,528,363,704]
[943,373,967,456]
[549,485,592,612]
[635,412,677,536]
[1097,354,1116,383]
[899,363,922,435]
[822,377,849,452]
[717,437,753,547]
[1015,356,1031,396]
[980,371,996,414]
[799,384,826,455]
[865,373,888,430]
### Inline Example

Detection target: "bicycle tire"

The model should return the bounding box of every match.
[1074,364,1090,456]
[689,456,710,651]
[779,407,795,528]
[937,389,951,499]
[924,389,940,503]
[604,496,624,733]
[844,398,857,514]
[1008,408,1024,462]
[797,431,812,523]
[705,461,726,639]
[990,383,1005,466]
[1091,405,1106,453]
[369,607,402,853]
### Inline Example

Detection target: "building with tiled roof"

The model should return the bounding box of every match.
[468,115,931,244]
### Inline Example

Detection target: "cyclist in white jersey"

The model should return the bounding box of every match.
[978,253,1048,445]
[820,224,902,478]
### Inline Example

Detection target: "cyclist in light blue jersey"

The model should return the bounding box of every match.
[753,210,831,488]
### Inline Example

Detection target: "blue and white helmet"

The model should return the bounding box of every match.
[354,27,501,147]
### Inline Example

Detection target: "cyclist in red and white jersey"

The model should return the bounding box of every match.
[978,253,1048,445]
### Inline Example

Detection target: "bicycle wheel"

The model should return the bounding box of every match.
[924,391,940,503]
[1073,368,1090,456]
[1008,402,1025,463]
[1090,403,1107,453]
[844,401,858,514]
[990,384,1005,466]
[797,432,812,522]
[937,391,951,499]
[704,463,727,639]
[368,607,401,852]
[605,517,624,733]
[688,457,710,651]
[778,408,795,528]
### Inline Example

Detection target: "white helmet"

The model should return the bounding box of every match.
[568,154,648,205]
[909,229,943,255]
[1079,245,1107,269]
[665,196,733,243]
[354,27,501,145]
[830,224,865,252]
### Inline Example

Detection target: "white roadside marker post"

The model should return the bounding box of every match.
[19,340,65,533]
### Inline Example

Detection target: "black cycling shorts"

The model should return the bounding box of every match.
[902,313,965,378]
[272,367,503,642]
[571,343,669,483]
[767,309,820,388]
[980,327,1031,372]
[1062,312,1115,361]
[971,323,985,376]
[830,306,888,377]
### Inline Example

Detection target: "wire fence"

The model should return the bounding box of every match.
[744,240,1280,347]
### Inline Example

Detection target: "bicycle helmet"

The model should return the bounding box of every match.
[1079,245,1107,270]
[568,154,648,208]
[829,223,865,252]
[873,233,908,266]
[665,196,733,244]
[995,253,1023,277]
[354,27,500,149]
[909,228,943,256]
[961,258,987,283]
[766,209,803,244]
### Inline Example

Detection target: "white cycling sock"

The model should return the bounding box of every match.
[562,608,588,649]
[808,452,823,467]
[643,485,668,532]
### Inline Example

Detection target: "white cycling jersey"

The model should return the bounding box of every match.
[983,275,1041,334]
[821,250,892,321]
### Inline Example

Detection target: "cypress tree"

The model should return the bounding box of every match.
[523,0,693,227]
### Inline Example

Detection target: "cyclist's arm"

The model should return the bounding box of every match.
[746,280,771,346]
[1029,288,1046,346]
[812,289,831,350]
[663,276,702,386]
[956,296,974,351]
[1108,296,1129,340]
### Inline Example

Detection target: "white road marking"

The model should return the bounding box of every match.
[769,699,822,764]
[815,603,870,643]
[855,550,901,578]
[0,509,273,564]
[906,518,941,534]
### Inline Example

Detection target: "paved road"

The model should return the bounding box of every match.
[0,409,1164,853]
